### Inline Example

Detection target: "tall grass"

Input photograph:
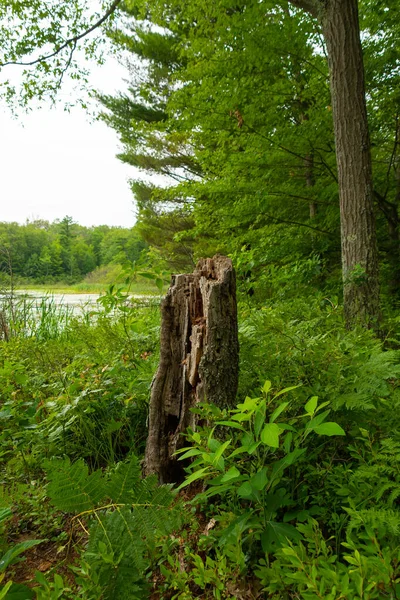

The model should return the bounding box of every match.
[20,280,161,295]
[0,293,73,340]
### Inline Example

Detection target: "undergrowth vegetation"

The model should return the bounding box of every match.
[0,279,399,598]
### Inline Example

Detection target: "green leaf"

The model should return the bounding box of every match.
[304,396,318,415]
[261,522,302,553]
[105,420,124,434]
[262,381,272,394]
[235,397,259,412]
[227,447,248,459]
[212,439,231,465]
[260,423,281,448]
[0,508,12,525]
[0,582,12,599]
[0,539,44,572]
[305,410,330,431]
[176,448,204,461]
[272,384,301,400]
[270,402,289,423]
[155,278,163,291]
[2,583,34,599]
[247,441,261,454]
[269,449,307,484]
[249,467,268,491]
[215,420,245,431]
[313,422,345,436]
[237,481,253,498]
[221,466,241,482]
[254,400,266,437]
[178,467,211,490]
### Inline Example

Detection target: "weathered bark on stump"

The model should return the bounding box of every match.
[144,255,239,484]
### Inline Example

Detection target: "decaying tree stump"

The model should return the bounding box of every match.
[144,255,239,483]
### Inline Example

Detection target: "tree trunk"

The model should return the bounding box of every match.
[304,153,317,219]
[320,0,380,329]
[144,255,239,484]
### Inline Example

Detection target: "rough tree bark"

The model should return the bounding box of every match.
[321,0,380,328]
[144,255,239,484]
[289,0,381,329]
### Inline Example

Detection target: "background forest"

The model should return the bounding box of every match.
[0,218,147,284]
[1,0,400,599]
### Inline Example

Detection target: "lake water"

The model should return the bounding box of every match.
[16,290,100,309]
[11,290,160,313]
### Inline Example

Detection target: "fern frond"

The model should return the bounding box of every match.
[132,475,175,506]
[346,507,400,538]
[106,455,141,504]
[87,508,148,600]
[45,457,106,512]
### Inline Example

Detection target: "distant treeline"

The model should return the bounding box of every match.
[0,217,147,282]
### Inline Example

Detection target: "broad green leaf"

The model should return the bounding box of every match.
[227,447,248,459]
[0,582,12,599]
[260,423,281,448]
[201,484,233,498]
[249,467,268,491]
[212,439,231,465]
[305,410,330,431]
[0,539,44,572]
[105,420,124,434]
[270,449,307,484]
[262,380,272,394]
[236,396,259,412]
[272,384,302,400]
[305,396,318,415]
[2,583,34,599]
[176,448,204,461]
[247,441,261,454]
[270,402,289,423]
[237,481,253,498]
[0,508,12,525]
[231,412,253,422]
[261,521,302,553]
[313,422,345,436]
[283,432,292,453]
[178,467,211,490]
[254,400,266,437]
[215,420,245,431]
[315,401,330,413]
[208,437,220,452]
[221,466,241,482]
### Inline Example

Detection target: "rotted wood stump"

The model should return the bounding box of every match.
[144,255,239,483]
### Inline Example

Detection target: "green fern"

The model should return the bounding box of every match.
[44,455,182,599]
[45,457,106,512]
[335,349,400,410]
[105,454,142,504]
[346,506,400,539]
[87,508,148,600]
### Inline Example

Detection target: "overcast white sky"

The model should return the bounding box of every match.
[0,60,140,228]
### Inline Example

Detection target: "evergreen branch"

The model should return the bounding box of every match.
[256,212,335,236]
[0,0,122,68]
[221,209,335,236]
[287,0,320,18]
